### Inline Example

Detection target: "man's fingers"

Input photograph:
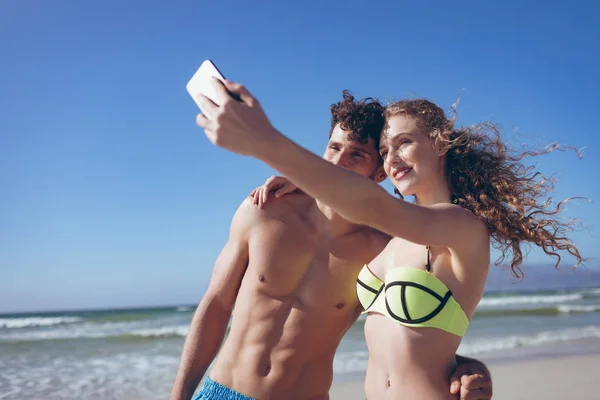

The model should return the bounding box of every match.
[449,377,461,395]
[461,386,493,400]
[462,374,488,390]
[265,176,278,191]
[224,80,255,105]
[449,366,469,394]
[258,189,265,209]
[460,374,492,400]
[461,373,486,389]
[275,183,293,197]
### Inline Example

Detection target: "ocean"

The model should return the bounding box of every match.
[2,265,600,399]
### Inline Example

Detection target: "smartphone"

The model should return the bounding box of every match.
[186,60,239,112]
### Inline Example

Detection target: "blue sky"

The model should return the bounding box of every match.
[1,1,598,313]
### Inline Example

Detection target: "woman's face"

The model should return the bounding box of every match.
[379,114,445,197]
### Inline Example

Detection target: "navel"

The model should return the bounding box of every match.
[336,303,345,309]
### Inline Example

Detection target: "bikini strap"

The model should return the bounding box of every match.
[425,246,432,272]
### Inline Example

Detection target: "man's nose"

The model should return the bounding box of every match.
[332,152,351,168]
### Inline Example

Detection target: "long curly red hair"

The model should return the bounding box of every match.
[385,99,585,278]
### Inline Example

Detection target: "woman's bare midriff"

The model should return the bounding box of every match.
[364,313,461,400]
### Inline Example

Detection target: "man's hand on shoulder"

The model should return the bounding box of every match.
[249,175,301,209]
[450,355,493,399]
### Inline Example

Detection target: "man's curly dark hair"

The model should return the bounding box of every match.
[329,90,385,151]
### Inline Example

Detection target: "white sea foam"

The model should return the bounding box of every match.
[332,325,600,375]
[0,320,191,342]
[458,325,600,355]
[333,350,369,374]
[128,325,189,338]
[0,351,180,399]
[478,293,582,307]
[557,304,600,313]
[0,317,82,329]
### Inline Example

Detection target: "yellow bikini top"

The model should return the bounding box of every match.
[356,246,469,337]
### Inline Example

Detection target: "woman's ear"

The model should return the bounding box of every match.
[433,131,449,156]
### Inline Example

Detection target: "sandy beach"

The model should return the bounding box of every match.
[329,353,600,399]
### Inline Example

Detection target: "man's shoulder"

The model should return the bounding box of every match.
[356,226,391,256]
[235,193,315,222]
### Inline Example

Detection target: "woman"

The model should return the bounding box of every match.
[195,79,584,399]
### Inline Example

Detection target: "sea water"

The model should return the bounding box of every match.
[2,265,599,399]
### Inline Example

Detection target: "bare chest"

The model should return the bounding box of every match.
[246,220,378,316]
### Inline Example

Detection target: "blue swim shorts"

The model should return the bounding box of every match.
[192,377,255,400]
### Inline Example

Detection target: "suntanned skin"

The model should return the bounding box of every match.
[212,195,386,399]
[173,126,492,400]
[194,83,495,400]
[363,116,490,400]
[170,128,391,400]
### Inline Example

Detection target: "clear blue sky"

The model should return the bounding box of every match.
[1,1,598,313]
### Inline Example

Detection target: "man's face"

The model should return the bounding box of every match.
[323,124,386,182]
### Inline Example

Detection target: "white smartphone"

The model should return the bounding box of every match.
[186,59,237,112]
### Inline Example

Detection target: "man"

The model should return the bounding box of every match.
[170,92,492,400]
